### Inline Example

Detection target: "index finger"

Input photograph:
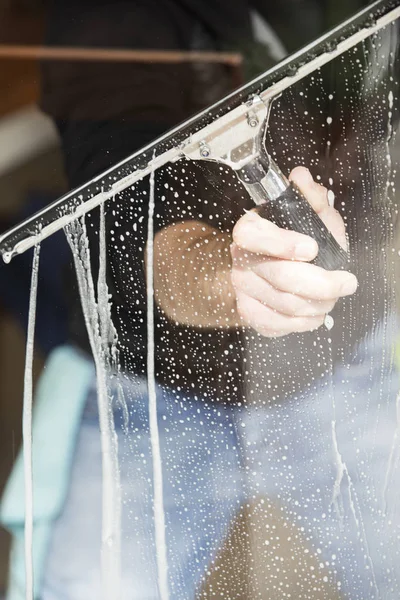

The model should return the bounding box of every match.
[232,210,318,261]
[289,166,329,214]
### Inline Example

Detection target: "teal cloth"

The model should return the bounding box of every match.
[0,345,95,600]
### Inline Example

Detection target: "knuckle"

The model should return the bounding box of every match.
[310,315,326,330]
[293,317,309,332]
[280,294,301,317]
[258,258,275,280]
[301,302,321,317]
[232,214,254,246]
[258,324,286,338]
[315,182,329,203]
[295,316,324,332]
[236,295,251,323]
[326,298,338,313]
[229,242,238,259]
[320,277,339,300]
[290,165,306,180]
[231,222,244,246]
[231,268,245,289]
[232,247,251,269]
[302,299,330,317]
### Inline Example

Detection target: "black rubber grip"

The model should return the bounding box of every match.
[256,183,349,271]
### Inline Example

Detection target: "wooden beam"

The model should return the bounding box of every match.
[0,45,243,66]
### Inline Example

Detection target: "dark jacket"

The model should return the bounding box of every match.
[40,0,392,404]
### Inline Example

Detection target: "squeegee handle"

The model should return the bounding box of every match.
[255,182,348,271]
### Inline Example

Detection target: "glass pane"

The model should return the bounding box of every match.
[1,3,400,600]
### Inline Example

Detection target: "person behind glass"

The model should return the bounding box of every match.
[6,1,394,599]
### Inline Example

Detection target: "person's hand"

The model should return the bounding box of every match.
[230,166,358,337]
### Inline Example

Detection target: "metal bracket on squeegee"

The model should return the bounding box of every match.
[180,95,290,207]
[180,92,349,271]
[181,95,270,172]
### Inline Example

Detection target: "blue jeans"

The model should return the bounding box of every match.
[41,379,245,599]
[41,323,400,599]
[239,325,400,598]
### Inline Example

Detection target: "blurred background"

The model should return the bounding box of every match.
[0,2,66,594]
[0,0,395,597]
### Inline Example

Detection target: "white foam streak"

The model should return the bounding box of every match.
[146,162,169,600]
[23,244,40,600]
[66,214,121,599]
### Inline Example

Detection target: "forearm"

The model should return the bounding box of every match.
[153,220,239,327]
